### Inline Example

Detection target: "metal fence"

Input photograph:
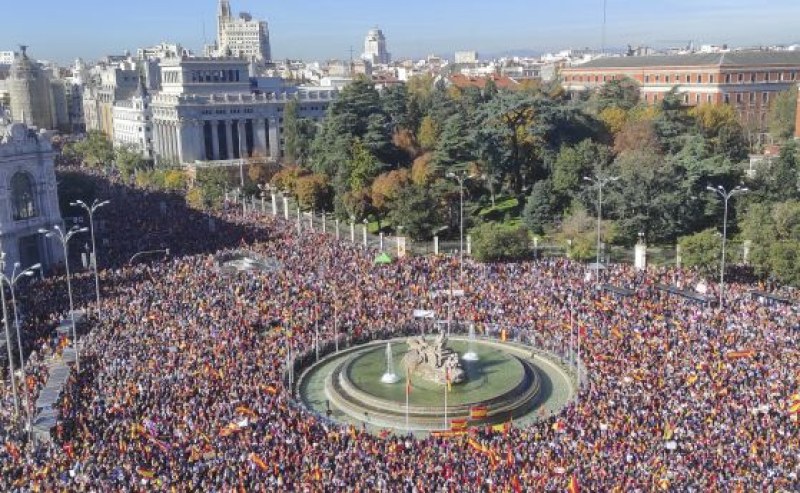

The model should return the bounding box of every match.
[235,194,695,269]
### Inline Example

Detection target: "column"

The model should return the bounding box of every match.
[254,118,268,157]
[225,120,234,161]
[238,120,247,159]
[268,117,280,160]
[434,236,439,255]
[271,193,277,216]
[211,121,220,160]
[176,121,186,165]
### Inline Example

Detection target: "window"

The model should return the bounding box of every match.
[725,74,731,84]
[697,75,702,83]
[737,73,743,83]
[11,172,37,221]
[724,94,730,104]
[762,92,769,103]
[686,75,691,83]
[736,93,742,104]
[665,75,670,83]
[750,73,756,83]
[644,75,650,83]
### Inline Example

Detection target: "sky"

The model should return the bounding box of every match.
[3,0,800,64]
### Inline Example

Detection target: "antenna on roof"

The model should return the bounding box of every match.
[601,0,607,54]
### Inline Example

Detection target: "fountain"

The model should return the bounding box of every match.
[462,324,479,361]
[380,342,400,384]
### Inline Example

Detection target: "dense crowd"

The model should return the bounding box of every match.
[0,170,798,491]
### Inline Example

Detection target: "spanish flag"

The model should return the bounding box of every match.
[500,329,507,342]
[567,474,580,493]
[450,419,468,431]
[725,349,755,360]
[235,406,258,419]
[249,453,269,472]
[662,421,674,441]
[470,405,488,420]
[137,467,156,479]
[611,326,623,339]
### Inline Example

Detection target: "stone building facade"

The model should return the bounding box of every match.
[8,46,56,131]
[149,57,335,165]
[0,118,64,275]
[112,81,152,158]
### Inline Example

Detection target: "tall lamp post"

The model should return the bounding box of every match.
[39,225,88,372]
[583,174,619,281]
[706,185,748,307]
[446,172,467,284]
[71,199,109,315]
[0,253,19,416]
[2,260,41,431]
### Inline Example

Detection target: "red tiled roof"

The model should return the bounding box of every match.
[449,74,519,90]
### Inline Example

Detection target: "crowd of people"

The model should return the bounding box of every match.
[0,168,798,491]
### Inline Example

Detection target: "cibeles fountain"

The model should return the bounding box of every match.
[297,330,576,433]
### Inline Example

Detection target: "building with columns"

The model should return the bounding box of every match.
[0,117,64,276]
[149,57,336,166]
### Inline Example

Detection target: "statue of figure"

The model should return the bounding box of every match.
[402,331,466,385]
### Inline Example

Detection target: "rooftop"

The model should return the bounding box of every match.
[567,51,800,70]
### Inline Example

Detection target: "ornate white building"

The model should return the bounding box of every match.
[0,117,64,275]
[112,80,152,158]
[212,0,272,63]
[150,57,335,166]
[362,28,391,65]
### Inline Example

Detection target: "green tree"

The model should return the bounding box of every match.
[551,140,612,197]
[433,112,475,175]
[678,229,723,276]
[282,98,302,164]
[470,223,530,262]
[387,185,440,240]
[594,77,640,112]
[417,116,440,151]
[767,86,798,142]
[348,139,379,191]
[115,145,150,180]
[522,179,559,235]
[741,200,800,284]
[362,113,393,163]
[69,131,114,167]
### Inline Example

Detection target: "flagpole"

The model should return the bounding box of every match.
[444,378,448,430]
[405,371,410,433]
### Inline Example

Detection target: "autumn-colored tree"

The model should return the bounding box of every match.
[417,116,440,151]
[392,128,420,159]
[270,165,309,195]
[614,118,660,155]
[371,169,410,211]
[599,106,629,135]
[295,173,332,210]
[342,187,373,220]
[689,104,739,136]
[163,170,187,191]
[411,153,434,186]
[248,162,271,184]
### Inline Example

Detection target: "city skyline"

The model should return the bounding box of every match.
[3,0,800,64]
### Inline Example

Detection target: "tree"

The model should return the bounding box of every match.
[192,167,231,209]
[594,78,640,112]
[162,170,187,191]
[762,143,800,202]
[371,169,410,211]
[678,229,723,276]
[348,139,379,191]
[417,116,439,151]
[295,173,332,210]
[523,179,559,235]
[68,131,114,168]
[115,145,150,180]
[382,84,410,129]
[282,98,302,164]
[470,223,530,262]
[411,153,434,186]
[558,204,615,261]
[741,200,800,285]
[387,185,440,240]
[599,106,629,135]
[551,140,612,197]
[767,86,798,142]
[271,165,309,195]
[433,112,475,175]
[362,113,393,163]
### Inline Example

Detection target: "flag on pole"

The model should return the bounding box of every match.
[445,367,452,392]
[470,405,488,420]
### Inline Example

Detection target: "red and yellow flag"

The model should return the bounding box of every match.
[470,405,488,420]
[249,453,269,472]
[567,474,580,493]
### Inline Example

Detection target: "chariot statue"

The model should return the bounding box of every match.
[402,332,466,385]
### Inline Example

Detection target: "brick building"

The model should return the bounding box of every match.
[562,51,800,129]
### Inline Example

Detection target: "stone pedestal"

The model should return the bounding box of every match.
[634,242,647,271]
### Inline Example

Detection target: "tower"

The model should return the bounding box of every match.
[8,46,55,130]
[218,0,232,46]
[362,28,390,65]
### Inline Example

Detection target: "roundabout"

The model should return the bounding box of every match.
[297,335,578,433]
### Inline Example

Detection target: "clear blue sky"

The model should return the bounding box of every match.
[3,0,800,64]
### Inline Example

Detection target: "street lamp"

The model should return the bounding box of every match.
[362,219,368,247]
[446,172,468,284]
[0,253,20,416]
[71,199,110,315]
[706,184,748,307]
[584,174,620,281]
[1,260,41,432]
[39,225,88,372]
